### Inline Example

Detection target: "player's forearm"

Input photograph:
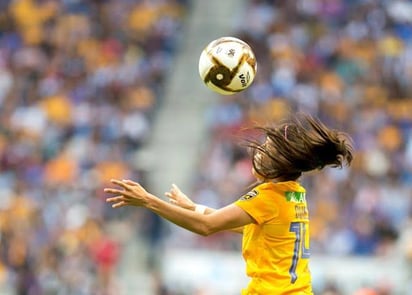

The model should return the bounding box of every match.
[146,194,216,236]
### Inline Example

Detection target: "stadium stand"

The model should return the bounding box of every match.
[0,0,188,294]
[1,0,412,294]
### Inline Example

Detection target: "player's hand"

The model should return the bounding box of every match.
[104,179,152,208]
[165,183,196,211]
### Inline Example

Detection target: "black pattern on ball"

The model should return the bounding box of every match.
[207,66,231,87]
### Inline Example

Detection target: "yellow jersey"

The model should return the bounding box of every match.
[235,181,313,295]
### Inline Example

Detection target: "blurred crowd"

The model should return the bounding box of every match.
[180,0,412,294]
[2,0,412,294]
[0,0,187,294]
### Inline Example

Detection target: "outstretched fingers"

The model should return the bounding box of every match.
[104,181,132,208]
[104,179,150,208]
[111,200,127,208]
[110,179,132,190]
[106,196,127,208]
[165,191,178,204]
[171,183,184,195]
[164,183,195,210]
[165,183,180,203]
[122,179,139,186]
[111,179,147,194]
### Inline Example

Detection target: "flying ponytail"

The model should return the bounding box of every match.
[247,113,354,181]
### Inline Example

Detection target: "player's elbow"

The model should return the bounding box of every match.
[198,229,214,237]
[197,222,220,236]
[197,230,210,237]
[198,228,214,236]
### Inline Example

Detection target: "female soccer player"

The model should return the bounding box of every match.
[104,113,353,294]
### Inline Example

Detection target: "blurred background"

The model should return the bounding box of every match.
[0,0,411,294]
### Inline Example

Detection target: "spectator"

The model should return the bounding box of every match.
[0,0,188,293]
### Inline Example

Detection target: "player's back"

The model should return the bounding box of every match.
[235,181,313,295]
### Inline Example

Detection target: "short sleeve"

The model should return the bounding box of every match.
[234,183,279,224]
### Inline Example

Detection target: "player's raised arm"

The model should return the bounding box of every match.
[104,179,253,236]
[165,183,244,234]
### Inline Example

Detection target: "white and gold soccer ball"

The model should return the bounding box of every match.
[198,37,257,95]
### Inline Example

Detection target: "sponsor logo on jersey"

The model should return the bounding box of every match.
[285,191,306,203]
[295,205,309,219]
[239,189,259,201]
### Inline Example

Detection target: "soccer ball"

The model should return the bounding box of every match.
[198,37,257,95]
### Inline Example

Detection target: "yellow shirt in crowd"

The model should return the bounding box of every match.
[235,181,313,295]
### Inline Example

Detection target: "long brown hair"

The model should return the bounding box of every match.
[246,113,354,181]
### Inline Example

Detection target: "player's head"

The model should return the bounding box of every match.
[248,113,354,181]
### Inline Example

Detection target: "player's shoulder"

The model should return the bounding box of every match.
[247,182,283,199]
[240,181,304,201]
